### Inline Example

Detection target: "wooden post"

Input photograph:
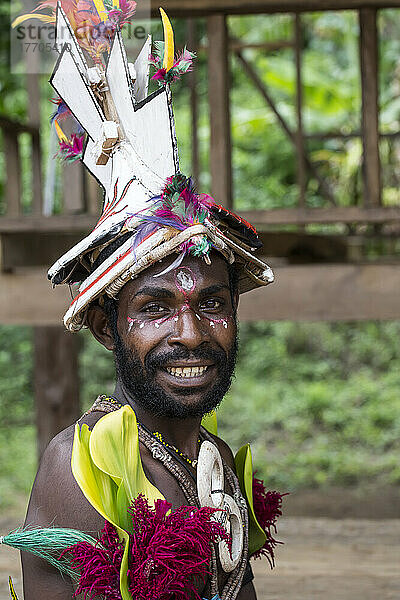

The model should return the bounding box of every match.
[359,8,381,207]
[294,14,306,208]
[26,49,43,216]
[188,18,200,184]
[207,15,233,208]
[33,326,80,457]
[63,162,85,213]
[4,129,21,218]
[85,170,102,216]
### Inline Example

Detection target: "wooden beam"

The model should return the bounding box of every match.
[359,8,381,207]
[0,230,349,270]
[238,263,400,321]
[0,214,96,233]
[34,326,80,457]
[207,15,233,208]
[1,206,400,234]
[0,116,38,136]
[239,206,400,225]
[1,264,400,324]
[0,232,85,270]
[257,230,348,261]
[151,0,400,17]
[0,269,70,325]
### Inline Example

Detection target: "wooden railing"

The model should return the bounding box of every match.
[0,115,101,230]
[2,6,400,230]
[0,115,42,217]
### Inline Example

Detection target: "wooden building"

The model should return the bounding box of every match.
[1,0,399,451]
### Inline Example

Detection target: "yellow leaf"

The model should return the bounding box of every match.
[159,7,174,71]
[235,444,267,556]
[71,423,120,528]
[201,410,218,436]
[89,406,163,509]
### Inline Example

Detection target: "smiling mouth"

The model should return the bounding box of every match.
[166,366,209,378]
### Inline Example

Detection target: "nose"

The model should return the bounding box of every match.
[167,308,210,350]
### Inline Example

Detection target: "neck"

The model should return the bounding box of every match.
[112,380,202,460]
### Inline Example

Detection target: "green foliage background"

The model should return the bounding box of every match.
[1,320,399,509]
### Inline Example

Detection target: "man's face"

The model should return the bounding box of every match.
[113,253,238,419]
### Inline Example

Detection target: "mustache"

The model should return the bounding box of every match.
[144,345,227,373]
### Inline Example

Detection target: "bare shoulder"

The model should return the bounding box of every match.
[25,413,105,534]
[207,432,236,471]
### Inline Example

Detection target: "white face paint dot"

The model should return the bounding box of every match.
[196,314,201,320]
[174,316,179,322]
[223,320,228,328]
[139,322,145,329]
[210,321,215,328]
[176,269,195,292]
[154,322,160,328]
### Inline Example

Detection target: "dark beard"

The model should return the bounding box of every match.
[114,334,238,419]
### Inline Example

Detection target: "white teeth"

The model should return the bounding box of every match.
[166,366,208,378]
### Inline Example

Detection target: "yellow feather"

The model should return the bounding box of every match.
[8,577,19,600]
[12,13,54,28]
[93,0,108,22]
[159,7,174,72]
[112,0,120,7]
[54,120,68,143]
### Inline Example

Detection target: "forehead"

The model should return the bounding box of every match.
[121,253,230,299]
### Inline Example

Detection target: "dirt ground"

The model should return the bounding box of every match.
[1,513,399,600]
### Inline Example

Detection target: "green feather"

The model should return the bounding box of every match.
[153,40,165,61]
[2,527,97,580]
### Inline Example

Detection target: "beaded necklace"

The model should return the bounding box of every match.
[85,396,201,468]
[152,431,200,468]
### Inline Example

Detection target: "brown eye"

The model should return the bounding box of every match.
[143,303,167,315]
[200,298,222,311]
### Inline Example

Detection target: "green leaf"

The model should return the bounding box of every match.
[201,410,218,435]
[235,444,266,557]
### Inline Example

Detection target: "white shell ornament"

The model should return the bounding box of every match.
[196,441,244,572]
[218,494,243,572]
[197,441,224,509]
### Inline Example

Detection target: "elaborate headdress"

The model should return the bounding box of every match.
[33,1,274,330]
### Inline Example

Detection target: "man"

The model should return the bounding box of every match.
[21,252,258,599]
[6,4,278,599]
